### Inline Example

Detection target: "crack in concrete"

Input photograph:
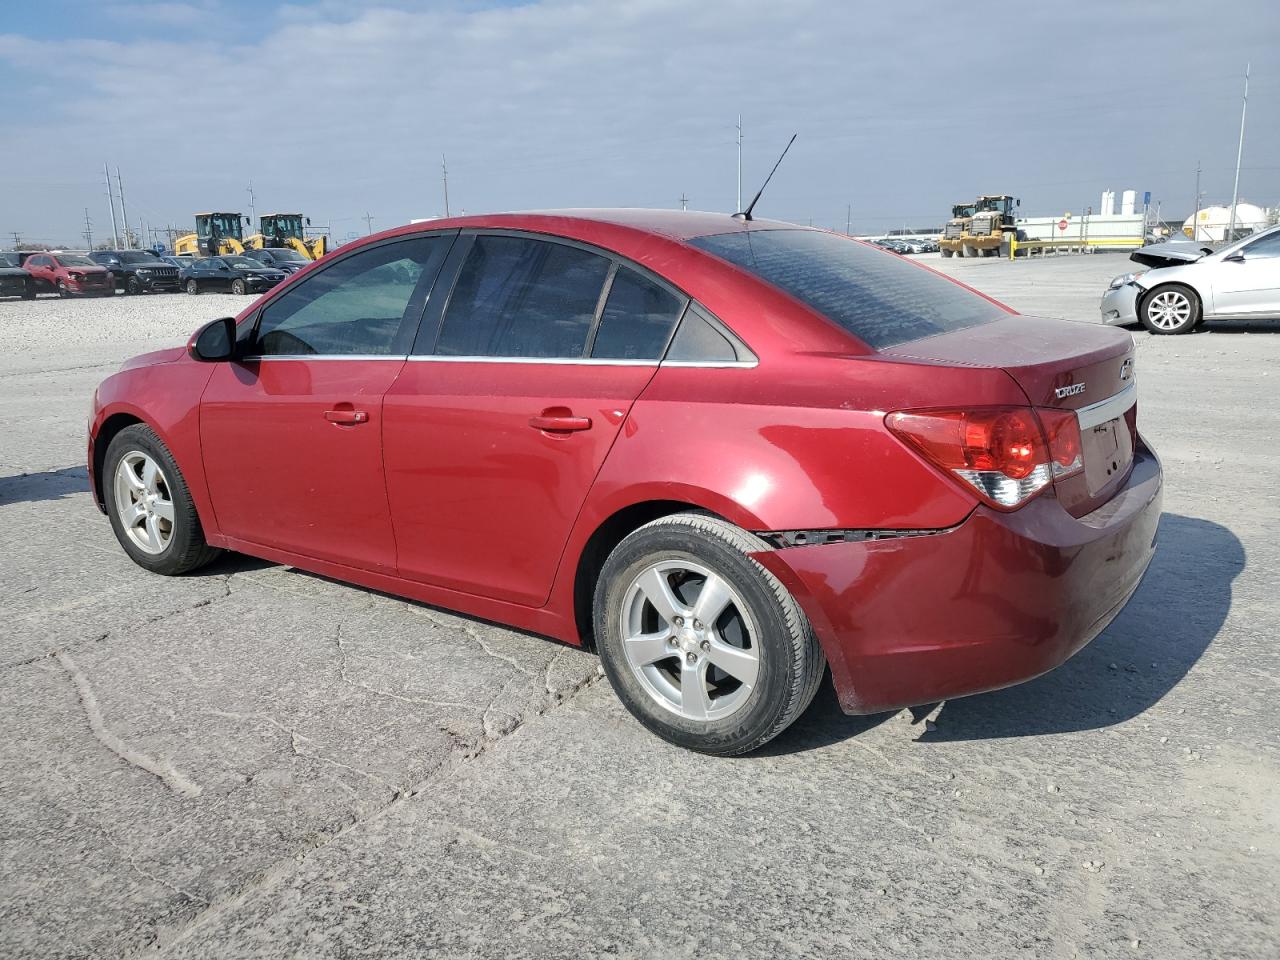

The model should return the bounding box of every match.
[333,624,477,712]
[57,651,203,799]
[135,668,604,960]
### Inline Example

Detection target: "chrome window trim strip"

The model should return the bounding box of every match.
[1075,382,1136,430]
[236,354,759,368]
[240,354,408,362]
[406,355,658,367]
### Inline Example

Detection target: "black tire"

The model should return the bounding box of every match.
[231,278,246,295]
[594,513,826,756]
[126,275,142,295]
[56,280,68,298]
[1139,283,1201,335]
[103,424,221,575]
[186,278,199,295]
[940,248,954,258]
[22,281,35,300]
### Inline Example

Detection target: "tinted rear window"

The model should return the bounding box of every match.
[689,229,1000,349]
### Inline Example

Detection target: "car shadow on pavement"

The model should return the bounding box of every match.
[0,466,89,506]
[764,512,1243,753]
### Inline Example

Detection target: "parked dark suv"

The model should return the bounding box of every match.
[0,252,35,299]
[89,250,181,294]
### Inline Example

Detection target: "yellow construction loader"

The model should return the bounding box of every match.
[939,195,1021,258]
[244,213,328,260]
[174,213,249,257]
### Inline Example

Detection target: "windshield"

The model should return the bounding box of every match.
[266,216,303,237]
[204,214,244,239]
[59,255,96,266]
[224,257,262,270]
[265,247,307,261]
[117,251,160,264]
[1215,224,1280,258]
[690,228,1000,350]
[0,254,17,267]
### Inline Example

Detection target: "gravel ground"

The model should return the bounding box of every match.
[1,256,1277,960]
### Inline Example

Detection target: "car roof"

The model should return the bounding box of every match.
[368,208,800,246]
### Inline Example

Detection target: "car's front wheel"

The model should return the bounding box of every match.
[594,513,825,755]
[126,276,142,295]
[186,279,199,295]
[104,424,220,575]
[1140,283,1201,334]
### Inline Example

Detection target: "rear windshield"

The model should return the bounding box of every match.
[690,228,1001,349]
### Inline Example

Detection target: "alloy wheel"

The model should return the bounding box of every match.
[619,559,760,721]
[113,451,175,555]
[1147,290,1192,330]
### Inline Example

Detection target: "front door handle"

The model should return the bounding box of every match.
[324,408,369,425]
[529,411,592,433]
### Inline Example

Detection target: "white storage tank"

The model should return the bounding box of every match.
[1120,190,1137,216]
[1183,203,1269,242]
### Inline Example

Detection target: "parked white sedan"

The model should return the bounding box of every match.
[1101,225,1280,334]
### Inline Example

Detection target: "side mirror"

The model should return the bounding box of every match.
[188,317,237,362]
[305,217,312,226]
[1224,253,1246,263]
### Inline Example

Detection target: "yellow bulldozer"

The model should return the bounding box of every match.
[939,195,1021,258]
[174,213,250,257]
[244,213,328,260]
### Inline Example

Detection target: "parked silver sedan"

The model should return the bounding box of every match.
[1101,224,1280,334]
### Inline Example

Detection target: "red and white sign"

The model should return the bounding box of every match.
[1057,219,1069,232]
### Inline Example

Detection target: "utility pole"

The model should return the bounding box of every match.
[115,167,131,248]
[82,208,93,251]
[104,163,120,248]
[1192,160,1202,241]
[363,212,375,235]
[11,232,22,249]
[441,154,450,218]
[680,192,689,211]
[246,181,257,230]
[1226,62,1249,243]
[736,114,743,212]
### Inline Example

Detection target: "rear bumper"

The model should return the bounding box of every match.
[1100,283,1141,325]
[753,440,1163,715]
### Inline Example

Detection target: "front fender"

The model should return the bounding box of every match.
[90,358,219,536]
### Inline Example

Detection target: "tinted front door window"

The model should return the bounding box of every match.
[434,236,610,358]
[256,237,449,356]
[589,267,686,360]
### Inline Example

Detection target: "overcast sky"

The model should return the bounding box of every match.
[2,0,1278,246]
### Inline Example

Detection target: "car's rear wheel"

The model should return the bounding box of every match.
[594,513,825,755]
[186,279,199,295]
[104,424,220,575]
[231,278,247,295]
[22,280,35,300]
[1140,283,1201,334]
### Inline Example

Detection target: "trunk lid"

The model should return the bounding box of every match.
[881,315,1137,516]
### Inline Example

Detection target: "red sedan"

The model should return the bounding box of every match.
[88,211,1161,754]
[24,252,114,297]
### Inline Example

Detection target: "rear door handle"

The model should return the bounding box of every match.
[529,413,592,433]
[325,408,369,425]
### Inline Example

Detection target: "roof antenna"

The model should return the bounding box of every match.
[734,133,796,221]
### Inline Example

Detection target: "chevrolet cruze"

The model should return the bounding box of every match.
[89,210,1162,754]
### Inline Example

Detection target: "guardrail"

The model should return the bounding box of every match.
[1008,236,1144,259]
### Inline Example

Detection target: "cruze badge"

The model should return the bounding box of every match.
[1055,383,1086,399]
[1119,358,1134,381]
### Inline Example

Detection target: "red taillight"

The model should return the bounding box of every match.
[1036,408,1084,478]
[886,406,1078,510]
